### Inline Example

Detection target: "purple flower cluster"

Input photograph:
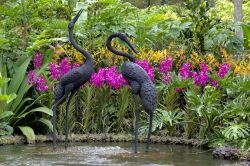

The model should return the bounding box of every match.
[194,72,209,86]
[28,53,48,92]
[28,70,48,92]
[193,62,209,86]
[218,64,230,79]
[49,63,60,80]
[210,79,219,88]
[33,52,43,69]
[159,57,173,84]
[90,66,127,89]
[29,49,231,93]
[36,77,49,92]
[90,68,105,88]
[49,58,81,80]
[162,73,172,84]
[59,58,71,75]
[136,60,155,81]
[28,70,37,85]
[105,66,127,89]
[176,62,226,89]
[73,62,80,68]
[180,63,191,80]
[175,88,183,92]
[159,57,172,73]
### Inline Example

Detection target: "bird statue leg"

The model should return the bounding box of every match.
[132,93,140,153]
[52,85,74,149]
[52,94,68,149]
[65,90,77,150]
[52,106,57,149]
[145,112,153,152]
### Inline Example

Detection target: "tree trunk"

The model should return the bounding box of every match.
[234,0,243,39]
[148,0,151,7]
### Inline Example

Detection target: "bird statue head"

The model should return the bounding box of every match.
[117,33,139,54]
[68,8,84,30]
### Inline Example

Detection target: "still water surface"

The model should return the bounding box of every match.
[0,142,239,166]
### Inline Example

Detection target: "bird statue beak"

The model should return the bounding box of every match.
[130,44,139,54]
[124,38,139,54]
[72,8,84,24]
[68,8,83,29]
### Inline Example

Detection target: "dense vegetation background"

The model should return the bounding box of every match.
[0,0,249,151]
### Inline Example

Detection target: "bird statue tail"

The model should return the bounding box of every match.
[139,82,157,115]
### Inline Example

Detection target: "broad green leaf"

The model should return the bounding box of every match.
[38,118,53,132]
[15,97,33,114]
[0,60,7,93]
[6,93,17,103]
[9,78,31,112]
[19,107,52,119]
[10,63,48,112]
[18,126,35,141]
[7,57,31,94]
[0,111,13,120]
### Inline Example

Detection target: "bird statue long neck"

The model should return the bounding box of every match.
[68,26,94,66]
[106,34,136,63]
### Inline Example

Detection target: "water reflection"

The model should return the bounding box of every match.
[0,142,238,166]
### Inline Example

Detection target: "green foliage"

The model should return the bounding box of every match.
[82,0,137,50]
[242,24,250,49]
[0,74,15,136]
[80,85,96,133]
[18,126,35,142]
[0,55,52,139]
[184,86,222,139]
[0,0,249,151]
[110,86,132,133]
[204,23,244,55]
[222,123,250,140]
[209,0,250,23]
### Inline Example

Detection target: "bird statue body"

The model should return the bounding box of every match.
[106,33,157,153]
[121,62,156,114]
[52,9,94,149]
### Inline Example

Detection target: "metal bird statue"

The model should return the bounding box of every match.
[52,9,94,149]
[106,33,157,153]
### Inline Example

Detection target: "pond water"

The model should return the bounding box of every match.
[0,142,238,166]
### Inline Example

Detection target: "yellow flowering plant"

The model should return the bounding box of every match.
[51,42,249,77]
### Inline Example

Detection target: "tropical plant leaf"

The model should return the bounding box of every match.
[222,123,250,140]
[19,107,52,119]
[7,58,32,112]
[18,126,35,142]
[38,118,53,132]
[0,111,13,120]
[7,57,31,94]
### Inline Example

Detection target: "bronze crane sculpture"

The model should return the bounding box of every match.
[106,33,157,153]
[52,9,94,149]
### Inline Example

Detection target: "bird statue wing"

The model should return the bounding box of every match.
[140,81,157,114]
[60,68,84,86]
[122,62,149,83]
